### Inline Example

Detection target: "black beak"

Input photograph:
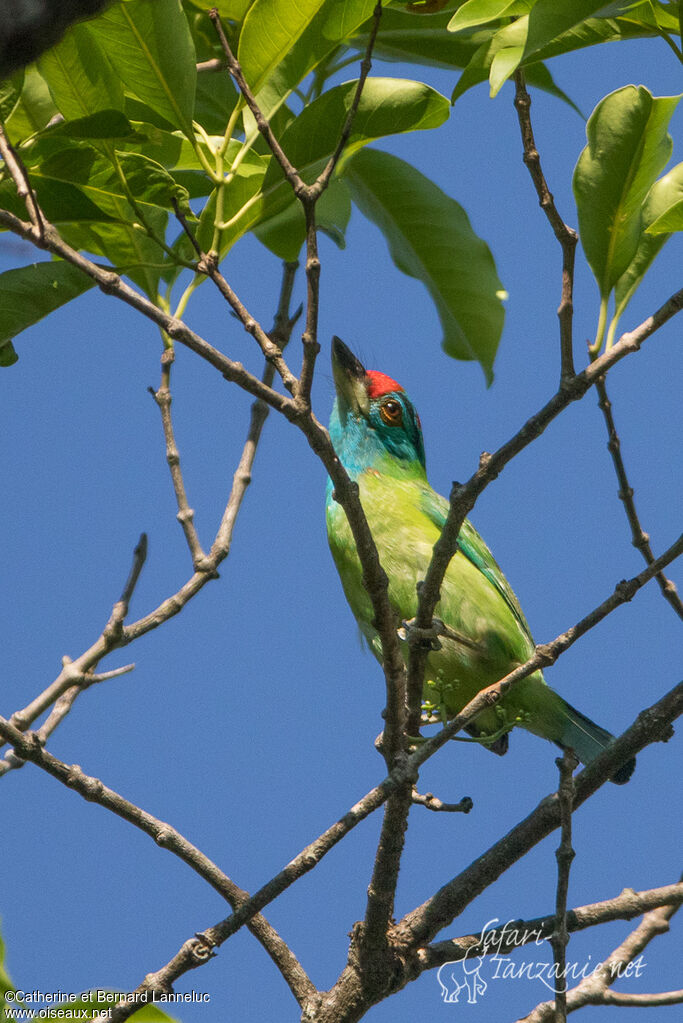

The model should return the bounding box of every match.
[332,336,366,381]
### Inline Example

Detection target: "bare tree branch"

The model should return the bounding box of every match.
[521,893,682,1020]
[0,713,315,1007]
[406,284,683,730]
[0,265,301,770]
[149,352,210,571]
[596,376,683,620]
[296,2,383,408]
[552,750,578,1022]
[0,533,147,769]
[411,789,473,813]
[208,11,306,196]
[513,70,577,382]
[0,119,44,238]
[419,880,683,970]
[81,668,682,1022]
[0,207,292,413]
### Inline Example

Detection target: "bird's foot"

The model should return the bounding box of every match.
[398,617,444,651]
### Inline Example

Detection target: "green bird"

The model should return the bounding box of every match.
[326,337,634,783]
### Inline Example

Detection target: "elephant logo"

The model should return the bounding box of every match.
[436,948,488,1004]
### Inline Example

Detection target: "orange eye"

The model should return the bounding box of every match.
[379,398,403,427]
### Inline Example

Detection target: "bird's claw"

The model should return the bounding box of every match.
[398,617,443,651]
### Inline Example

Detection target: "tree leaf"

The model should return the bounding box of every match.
[489,45,523,97]
[20,143,192,219]
[36,109,136,142]
[88,0,197,136]
[261,0,391,119]
[190,0,255,18]
[4,67,57,143]
[448,0,532,33]
[254,177,351,258]
[0,70,24,123]
[195,67,239,135]
[644,162,683,234]
[238,0,327,94]
[573,85,681,296]
[227,77,449,255]
[0,262,95,361]
[38,23,124,121]
[0,175,119,225]
[613,162,683,319]
[523,0,615,61]
[60,210,170,299]
[355,7,482,70]
[345,147,505,382]
[451,14,655,104]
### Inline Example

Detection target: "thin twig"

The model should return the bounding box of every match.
[0,120,44,238]
[84,677,683,1023]
[0,533,147,767]
[596,376,683,620]
[419,879,683,970]
[411,789,473,813]
[521,894,682,1020]
[208,10,306,196]
[405,283,683,737]
[296,2,383,408]
[0,714,315,1007]
[552,750,577,1022]
[309,2,382,201]
[0,206,292,413]
[0,267,301,772]
[171,199,298,393]
[83,541,683,1020]
[149,351,209,571]
[513,71,577,383]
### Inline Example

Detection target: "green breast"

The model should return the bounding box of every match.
[326,469,537,713]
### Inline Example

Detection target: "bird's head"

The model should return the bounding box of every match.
[329,336,426,478]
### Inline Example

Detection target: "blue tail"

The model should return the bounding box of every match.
[555,698,635,785]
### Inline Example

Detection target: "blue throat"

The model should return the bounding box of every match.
[328,398,427,486]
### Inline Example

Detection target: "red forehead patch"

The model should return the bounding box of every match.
[366,370,403,398]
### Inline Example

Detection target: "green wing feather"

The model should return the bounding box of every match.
[419,486,532,640]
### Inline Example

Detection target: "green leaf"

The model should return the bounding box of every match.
[4,67,58,143]
[0,175,119,225]
[318,177,352,248]
[0,918,15,1006]
[60,209,170,299]
[354,7,481,70]
[255,176,351,258]
[88,0,197,136]
[238,0,327,94]
[573,85,681,297]
[523,0,614,61]
[449,0,532,32]
[190,0,254,17]
[21,143,191,219]
[38,109,137,141]
[323,0,386,39]
[226,77,449,255]
[451,13,656,104]
[0,71,24,123]
[489,44,523,96]
[614,162,683,319]
[38,23,124,121]
[0,262,95,361]
[345,148,505,382]
[195,67,239,135]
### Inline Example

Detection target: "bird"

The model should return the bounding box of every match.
[325,336,635,784]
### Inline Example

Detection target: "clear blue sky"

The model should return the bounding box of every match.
[1,25,682,1023]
